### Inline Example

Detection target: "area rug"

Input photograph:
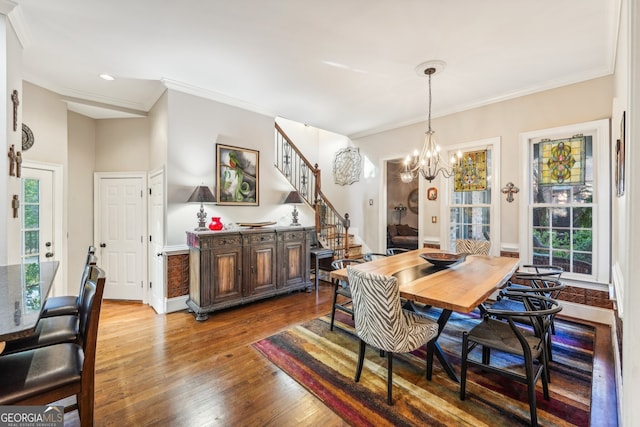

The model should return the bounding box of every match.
[253,310,594,426]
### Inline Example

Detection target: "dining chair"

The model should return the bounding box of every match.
[1,261,102,355]
[460,291,562,427]
[455,239,490,255]
[386,247,409,255]
[363,252,389,262]
[40,245,97,318]
[347,267,439,405]
[0,265,106,426]
[329,258,364,331]
[490,265,566,362]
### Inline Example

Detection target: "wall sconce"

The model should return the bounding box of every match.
[284,191,304,226]
[501,182,520,203]
[187,185,216,230]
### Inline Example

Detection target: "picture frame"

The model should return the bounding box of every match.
[615,111,626,197]
[216,144,259,205]
[427,187,438,201]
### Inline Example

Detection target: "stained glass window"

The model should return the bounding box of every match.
[454,150,487,192]
[539,137,585,186]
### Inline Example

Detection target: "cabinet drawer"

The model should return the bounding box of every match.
[249,233,276,244]
[200,235,242,249]
[282,230,306,241]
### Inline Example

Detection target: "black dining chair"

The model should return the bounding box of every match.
[460,291,562,427]
[363,252,389,262]
[386,247,410,255]
[40,245,97,318]
[329,258,364,331]
[0,266,106,426]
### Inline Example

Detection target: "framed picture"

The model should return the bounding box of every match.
[615,112,626,197]
[427,187,438,201]
[216,144,259,205]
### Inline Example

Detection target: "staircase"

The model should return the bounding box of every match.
[274,123,360,259]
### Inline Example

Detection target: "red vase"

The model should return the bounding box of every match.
[209,217,223,231]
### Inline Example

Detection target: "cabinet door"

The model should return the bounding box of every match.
[211,246,243,304]
[245,233,278,296]
[280,230,308,288]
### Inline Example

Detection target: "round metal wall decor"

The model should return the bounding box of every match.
[22,123,34,151]
[333,147,361,186]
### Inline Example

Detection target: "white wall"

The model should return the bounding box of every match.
[94,118,149,172]
[164,90,315,246]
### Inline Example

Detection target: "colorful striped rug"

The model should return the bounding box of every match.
[253,310,594,426]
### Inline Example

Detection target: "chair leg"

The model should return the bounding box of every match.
[355,339,366,382]
[426,339,435,381]
[387,352,394,405]
[330,281,339,331]
[460,333,469,400]
[525,357,538,427]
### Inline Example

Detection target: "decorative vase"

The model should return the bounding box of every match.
[209,217,223,231]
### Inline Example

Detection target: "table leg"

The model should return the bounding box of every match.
[407,302,459,383]
[314,255,320,291]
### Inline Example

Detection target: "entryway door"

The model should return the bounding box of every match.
[94,173,147,301]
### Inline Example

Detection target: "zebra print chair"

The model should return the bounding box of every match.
[455,239,490,255]
[347,267,439,405]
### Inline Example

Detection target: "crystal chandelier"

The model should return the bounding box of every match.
[401,63,461,183]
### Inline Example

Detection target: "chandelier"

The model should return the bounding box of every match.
[400,62,461,183]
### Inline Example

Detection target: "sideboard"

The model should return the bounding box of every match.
[186,226,313,321]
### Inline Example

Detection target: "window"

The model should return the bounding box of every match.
[21,177,42,312]
[520,120,609,283]
[443,137,501,255]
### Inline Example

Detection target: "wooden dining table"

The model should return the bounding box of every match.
[330,248,519,382]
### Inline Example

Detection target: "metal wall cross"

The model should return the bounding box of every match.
[501,182,520,203]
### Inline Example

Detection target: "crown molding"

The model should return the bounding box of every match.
[0,0,16,16]
[6,3,31,49]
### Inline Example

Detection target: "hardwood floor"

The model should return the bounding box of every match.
[62,281,616,426]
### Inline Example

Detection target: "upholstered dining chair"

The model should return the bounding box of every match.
[0,265,106,426]
[347,267,439,405]
[40,245,97,318]
[1,262,104,354]
[460,291,562,427]
[455,239,491,255]
[329,258,364,331]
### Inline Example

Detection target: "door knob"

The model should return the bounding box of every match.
[100,243,106,248]
[45,252,54,258]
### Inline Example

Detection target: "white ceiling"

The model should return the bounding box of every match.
[10,0,620,138]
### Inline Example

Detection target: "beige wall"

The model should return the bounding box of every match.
[349,76,613,252]
[95,118,149,172]
[67,111,96,284]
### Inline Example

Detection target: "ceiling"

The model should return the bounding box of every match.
[10,1,620,139]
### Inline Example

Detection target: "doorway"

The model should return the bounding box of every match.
[94,172,147,301]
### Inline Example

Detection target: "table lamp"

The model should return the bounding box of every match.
[187,185,216,230]
[284,191,304,226]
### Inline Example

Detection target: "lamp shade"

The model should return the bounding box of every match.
[187,185,216,203]
[284,191,304,204]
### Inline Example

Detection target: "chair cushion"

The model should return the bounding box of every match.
[41,295,79,318]
[0,343,83,404]
[2,315,79,355]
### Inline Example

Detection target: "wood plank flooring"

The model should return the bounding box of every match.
[61,281,616,426]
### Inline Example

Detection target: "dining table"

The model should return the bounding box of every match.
[330,247,519,382]
[0,261,60,352]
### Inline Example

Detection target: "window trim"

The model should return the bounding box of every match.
[519,119,610,284]
[441,137,501,256]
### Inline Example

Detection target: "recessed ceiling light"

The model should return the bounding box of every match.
[99,73,115,81]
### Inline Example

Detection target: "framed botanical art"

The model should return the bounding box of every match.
[216,144,259,205]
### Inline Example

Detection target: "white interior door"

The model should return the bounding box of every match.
[95,174,146,301]
[148,169,165,313]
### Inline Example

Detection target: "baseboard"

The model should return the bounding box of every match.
[559,300,615,325]
[166,295,189,313]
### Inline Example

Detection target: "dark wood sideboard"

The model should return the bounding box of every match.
[186,226,313,321]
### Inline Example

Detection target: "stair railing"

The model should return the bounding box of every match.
[275,123,351,258]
